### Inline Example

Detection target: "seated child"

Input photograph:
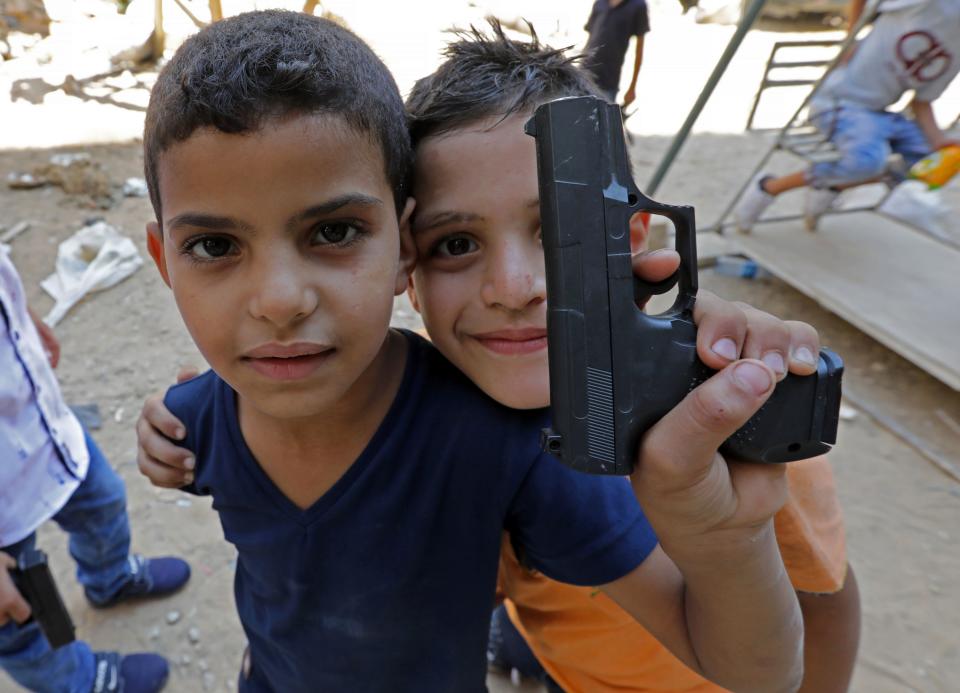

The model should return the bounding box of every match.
[0,248,190,693]
[401,22,859,693]
[735,0,960,233]
[137,10,806,692]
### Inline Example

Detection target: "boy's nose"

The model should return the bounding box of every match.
[248,261,319,327]
[481,242,546,313]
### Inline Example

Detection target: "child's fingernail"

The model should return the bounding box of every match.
[175,426,186,440]
[711,337,738,361]
[762,351,786,375]
[793,346,816,366]
[733,361,774,396]
[183,456,195,471]
[183,473,194,485]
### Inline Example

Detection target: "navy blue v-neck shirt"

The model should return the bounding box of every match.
[166,331,657,692]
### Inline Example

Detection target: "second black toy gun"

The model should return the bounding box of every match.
[525,96,843,475]
[11,548,75,649]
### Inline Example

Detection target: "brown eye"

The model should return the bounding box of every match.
[184,236,236,260]
[437,236,478,257]
[312,223,361,245]
[199,238,232,257]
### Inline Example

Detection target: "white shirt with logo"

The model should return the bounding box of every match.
[813,0,960,111]
[0,246,88,547]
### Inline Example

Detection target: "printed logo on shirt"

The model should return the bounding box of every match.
[896,30,952,82]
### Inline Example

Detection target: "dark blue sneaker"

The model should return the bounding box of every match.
[87,554,191,608]
[92,652,168,693]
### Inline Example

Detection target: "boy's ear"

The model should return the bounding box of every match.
[394,197,418,297]
[146,222,171,288]
[406,275,422,314]
[629,211,651,254]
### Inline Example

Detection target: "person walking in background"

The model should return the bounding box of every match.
[583,0,649,106]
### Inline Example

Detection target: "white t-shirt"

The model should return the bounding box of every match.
[813,0,960,111]
[0,246,88,547]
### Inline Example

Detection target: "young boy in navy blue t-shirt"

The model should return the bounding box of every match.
[138,10,803,692]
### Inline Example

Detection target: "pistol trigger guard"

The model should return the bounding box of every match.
[633,270,679,306]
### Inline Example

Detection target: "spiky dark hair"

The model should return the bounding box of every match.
[406,19,603,145]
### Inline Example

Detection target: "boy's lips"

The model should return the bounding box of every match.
[241,342,334,380]
[470,328,547,356]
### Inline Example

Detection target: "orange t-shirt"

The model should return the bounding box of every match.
[499,455,847,693]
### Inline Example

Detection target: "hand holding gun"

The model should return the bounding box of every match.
[525,96,843,475]
[2,548,76,648]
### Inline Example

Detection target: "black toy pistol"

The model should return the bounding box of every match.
[525,96,843,475]
[11,548,75,648]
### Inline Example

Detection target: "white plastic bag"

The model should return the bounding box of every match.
[878,180,952,242]
[41,222,143,326]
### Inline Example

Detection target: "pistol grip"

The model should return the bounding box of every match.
[721,348,843,463]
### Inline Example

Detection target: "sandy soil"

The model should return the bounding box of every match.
[1,1,958,691]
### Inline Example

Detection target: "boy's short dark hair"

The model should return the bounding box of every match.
[144,10,411,220]
[406,20,603,145]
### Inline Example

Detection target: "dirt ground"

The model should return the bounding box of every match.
[1,1,959,691]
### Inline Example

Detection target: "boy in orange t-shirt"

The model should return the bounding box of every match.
[494,455,853,693]
[402,22,859,693]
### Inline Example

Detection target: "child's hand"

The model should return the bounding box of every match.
[693,293,820,380]
[136,367,200,488]
[631,357,785,545]
[630,252,819,538]
[0,553,31,627]
[632,248,821,381]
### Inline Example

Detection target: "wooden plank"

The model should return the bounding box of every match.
[731,212,960,391]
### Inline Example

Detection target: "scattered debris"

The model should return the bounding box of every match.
[0,220,31,243]
[113,407,125,423]
[69,403,102,430]
[41,221,144,326]
[713,254,771,279]
[40,153,112,200]
[202,672,216,691]
[166,610,181,625]
[148,626,161,640]
[838,403,858,422]
[6,172,44,189]
[879,180,954,246]
[180,653,192,666]
[7,152,114,207]
[122,177,148,198]
[49,153,89,168]
[188,627,201,644]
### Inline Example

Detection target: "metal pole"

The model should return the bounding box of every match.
[646,0,768,196]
